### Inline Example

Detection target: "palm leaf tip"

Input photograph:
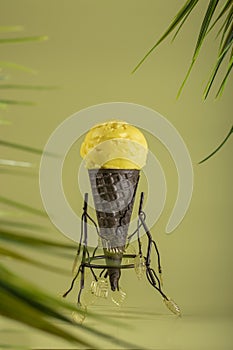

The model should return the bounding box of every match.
[216,54,233,97]
[204,23,233,99]
[207,0,233,35]
[199,125,233,163]
[178,0,220,97]
[132,0,199,73]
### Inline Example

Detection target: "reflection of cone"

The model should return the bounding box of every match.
[88,169,140,291]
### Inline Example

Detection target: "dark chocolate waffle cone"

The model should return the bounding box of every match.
[88,168,140,291]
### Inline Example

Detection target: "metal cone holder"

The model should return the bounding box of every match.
[63,191,181,318]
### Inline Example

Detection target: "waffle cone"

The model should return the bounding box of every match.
[88,168,140,290]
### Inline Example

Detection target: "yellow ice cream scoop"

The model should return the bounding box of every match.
[80,120,148,169]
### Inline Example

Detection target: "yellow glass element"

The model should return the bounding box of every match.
[80,120,148,169]
[111,289,126,306]
[134,254,146,280]
[163,298,181,316]
[72,304,87,324]
[93,277,109,298]
[81,280,97,307]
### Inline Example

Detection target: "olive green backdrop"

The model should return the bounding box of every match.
[1,0,232,349]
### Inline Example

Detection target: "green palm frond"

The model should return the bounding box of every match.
[171,0,199,42]
[0,24,136,349]
[0,274,91,348]
[132,0,233,99]
[0,246,69,275]
[218,5,233,49]
[0,61,36,74]
[132,0,199,73]
[177,0,220,98]
[199,125,233,163]
[0,226,136,347]
[203,23,233,98]
[132,0,232,162]
[0,99,35,106]
[0,264,135,349]
[0,140,44,155]
[0,219,45,231]
[208,0,232,34]
[0,35,48,44]
[216,51,233,96]
[0,228,75,250]
[0,196,47,217]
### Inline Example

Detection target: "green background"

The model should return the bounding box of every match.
[1,0,232,349]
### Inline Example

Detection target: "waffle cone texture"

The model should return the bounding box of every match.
[88,169,140,291]
[88,169,140,250]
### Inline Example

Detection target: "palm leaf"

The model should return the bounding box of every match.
[0,36,48,44]
[0,210,21,218]
[207,0,232,34]
[0,26,23,33]
[0,24,137,349]
[0,289,92,348]
[0,228,75,260]
[216,51,233,96]
[203,22,233,98]
[177,0,219,97]
[0,264,135,349]
[171,0,199,42]
[0,139,43,154]
[132,0,232,100]
[0,61,36,74]
[0,219,45,231]
[192,0,219,57]
[0,196,46,217]
[1,261,121,326]
[0,139,57,156]
[0,246,69,275]
[218,5,233,50]
[0,228,75,250]
[0,99,35,106]
[199,125,233,163]
[132,0,199,73]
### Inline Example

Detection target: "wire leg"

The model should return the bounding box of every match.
[146,267,168,300]
[77,265,85,304]
[63,266,81,298]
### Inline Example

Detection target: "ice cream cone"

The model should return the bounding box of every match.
[88,168,140,291]
[81,120,147,291]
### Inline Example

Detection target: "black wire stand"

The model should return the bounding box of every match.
[63,191,176,308]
